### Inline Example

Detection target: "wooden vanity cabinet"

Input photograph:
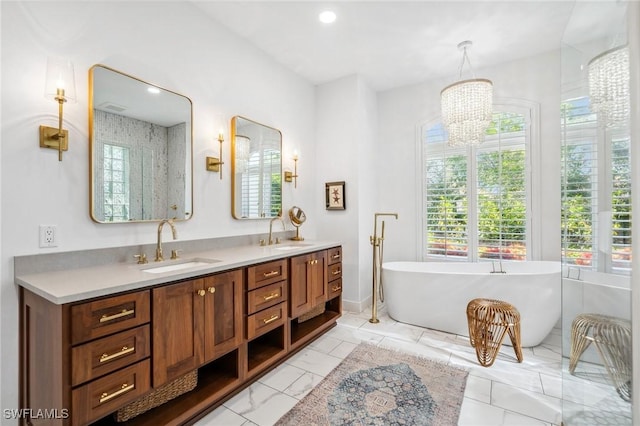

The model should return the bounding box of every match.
[327,246,343,300]
[20,289,152,426]
[289,251,327,318]
[20,246,342,426]
[245,260,288,377]
[289,248,342,350]
[152,269,243,387]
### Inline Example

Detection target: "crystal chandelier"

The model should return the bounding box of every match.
[588,45,629,127]
[441,41,493,146]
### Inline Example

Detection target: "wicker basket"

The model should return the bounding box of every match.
[298,303,325,323]
[115,370,198,422]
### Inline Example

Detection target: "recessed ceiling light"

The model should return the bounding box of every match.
[319,10,336,24]
[147,86,160,94]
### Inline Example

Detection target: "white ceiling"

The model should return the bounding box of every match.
[193,1,627,92]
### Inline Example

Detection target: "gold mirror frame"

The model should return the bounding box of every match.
[89,65,193,223]
[231,116,282,219]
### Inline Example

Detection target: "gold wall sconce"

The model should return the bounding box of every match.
[284,150,299,188]
[40,57,76,161]
[206,128,225,179]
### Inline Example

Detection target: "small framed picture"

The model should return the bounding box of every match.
[325,181,346,210]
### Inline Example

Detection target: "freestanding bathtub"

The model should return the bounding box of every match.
[382,261,562,347]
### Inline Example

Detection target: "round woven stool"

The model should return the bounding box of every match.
[569,313,632,401]
[466,298,523,367]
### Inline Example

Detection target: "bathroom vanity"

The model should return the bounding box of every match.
[16,241,342,425]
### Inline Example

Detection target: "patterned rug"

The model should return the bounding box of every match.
[276,343,468,425]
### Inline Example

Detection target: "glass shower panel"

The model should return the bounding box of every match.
[561,2,632,424]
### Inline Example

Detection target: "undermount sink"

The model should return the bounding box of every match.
[272,243,312,251]
[141,258,220,274]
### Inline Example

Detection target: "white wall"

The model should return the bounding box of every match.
[376,50,562,263]
[0,1,316,417]
[315,75,378,311]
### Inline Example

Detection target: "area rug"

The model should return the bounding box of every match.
[275,343,468,425]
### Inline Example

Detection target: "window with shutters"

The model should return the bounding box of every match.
[423,109,530,262]
[561,96,631,274]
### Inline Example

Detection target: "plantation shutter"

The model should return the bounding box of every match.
[423,110,528,262]
[477,113,527,260]
[561,96,631,274]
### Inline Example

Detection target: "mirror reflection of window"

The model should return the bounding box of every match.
[231,116,282,219]
[240,148,282,218]
[103,144,130,222]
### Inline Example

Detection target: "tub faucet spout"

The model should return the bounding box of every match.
[370,212,398,324]
[491,260,506,274]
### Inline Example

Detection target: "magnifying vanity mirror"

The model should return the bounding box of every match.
[89,64,193,223]
[231,116,282,219]
[288,206,306,241]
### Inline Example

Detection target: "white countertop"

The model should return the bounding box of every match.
[15,240,340,305]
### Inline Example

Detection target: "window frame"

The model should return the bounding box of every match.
[561,96,631,274]
[417,100,540,262]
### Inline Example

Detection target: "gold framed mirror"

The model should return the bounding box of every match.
[231,116,282,219]
[89,65,193,223]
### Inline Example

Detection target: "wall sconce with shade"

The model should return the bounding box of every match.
[440,41,493,146]
[588,45,630,127]
[40,57,76,161]
[206,126,225,178]
[284,150,299,188]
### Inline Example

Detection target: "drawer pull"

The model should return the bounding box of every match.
[332,269,341,275]
[100,346,135,363]
[208,287,216,294]
[262,292,280,301]
[100,309,134,323]
[332,253,341,259]
[332,285,342,292]
[99,383,134,404]
[197,289,206,297]
[308,259,318,265]
[262,314,280,325]
[262,270,279,278]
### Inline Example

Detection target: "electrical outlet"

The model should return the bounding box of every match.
[39,225,57,248]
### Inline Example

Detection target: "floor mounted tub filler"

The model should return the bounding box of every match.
[382,261,561,347]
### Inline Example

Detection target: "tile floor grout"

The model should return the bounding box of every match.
[195,307,630,426]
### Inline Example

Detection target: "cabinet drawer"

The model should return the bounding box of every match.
[71,359,151,426]
[329,278,343,299]
[71,291,150,345]
[247,280,287,315]
[71,325,151,387]
[247,259,288,290]
[247,302,286,340]
[328,262,342,280]
[327,247,342,265]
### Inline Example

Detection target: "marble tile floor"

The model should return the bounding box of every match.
[194,308,629,426]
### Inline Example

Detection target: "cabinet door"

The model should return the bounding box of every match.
[310,251,328,306]
[152,279,204,387]
[203,269,244,362]
[290,253,313,318]
[290,251,328,318]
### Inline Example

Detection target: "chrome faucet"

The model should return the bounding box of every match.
[268,216,285,245]
[155,219,177,262]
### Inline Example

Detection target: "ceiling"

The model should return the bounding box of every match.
[192,1,627,92]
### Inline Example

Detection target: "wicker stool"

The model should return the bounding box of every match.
[466,298,523,367]
[569,313,632,401]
